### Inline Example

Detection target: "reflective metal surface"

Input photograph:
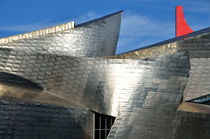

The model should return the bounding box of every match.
[114,29,210,101]
[0,99,93,139]
[0,22,75,44]
[0,11,122,57]
[0,47,190,115]
[0,10,210,139]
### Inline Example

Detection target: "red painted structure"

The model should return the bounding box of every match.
[176,6,193,37]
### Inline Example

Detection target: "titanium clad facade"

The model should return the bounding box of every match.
[0,10,210,139]
[0,11,122,57]
[114,28,210,101]
[109,109,210,139]
[0,100,93,139]
[0,50,190,117]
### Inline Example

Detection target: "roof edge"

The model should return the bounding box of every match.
[75,10,123,27]
[0,10,123,45]
[0,21,75,45]
[118,27,210,55]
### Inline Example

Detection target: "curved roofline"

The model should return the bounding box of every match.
[118,27,210,55]
[75,10,123,27]
[0,10,123,45]
[0,21,75,45]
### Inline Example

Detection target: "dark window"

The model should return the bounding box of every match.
[187,94,210,105]
[94,112,116,139]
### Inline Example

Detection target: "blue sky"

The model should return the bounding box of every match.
[0,0,209,54]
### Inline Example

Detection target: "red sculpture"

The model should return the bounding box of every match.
[176,6,193,37]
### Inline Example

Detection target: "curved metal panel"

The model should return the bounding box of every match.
[114,30,210,101]
[0,72,43,89]
[0,11,122,57]
[108,109,210,139]
[0,22,75,44]
[0,99,93,139]
[0,50,190,117]
[0,10,209,139]
[114,27,210,58]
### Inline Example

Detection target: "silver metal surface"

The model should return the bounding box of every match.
[114,30,210,101]
[0,11,122,57]
[0,49,189,116]
[0,11,209,139]
[0,99,93,139]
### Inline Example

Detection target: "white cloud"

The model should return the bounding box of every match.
[0,11,101,34]
[0,20,56,32]
[0,11,175,53]
[184,1,210,14]
[185,7,210,14]
[121,13,174,37]
[0,18,78,33]
[0,9,208,54]
[116,12,175,54]
[73,12,103,25]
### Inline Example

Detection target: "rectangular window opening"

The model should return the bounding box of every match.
[93,111,116,139]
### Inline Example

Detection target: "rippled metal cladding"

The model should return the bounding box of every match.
[0,10,210,139]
